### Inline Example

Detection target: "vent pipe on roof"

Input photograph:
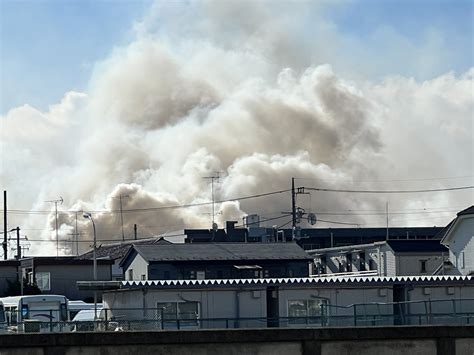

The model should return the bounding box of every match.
[134,224,137,240]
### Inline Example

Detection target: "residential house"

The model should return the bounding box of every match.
[0,260,20,296]
[19,257,113,300]
[308,240,447,277]
[120,242,313,281]
[184,223,443,249]
[440,206,474,275]
[79,237,172,280]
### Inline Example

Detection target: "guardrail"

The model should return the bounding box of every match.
[1,298,473,333]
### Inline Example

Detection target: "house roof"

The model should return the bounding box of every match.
[79,237,172,261]
[19,256,114,266]
[127,242,312,264]
[307,240,447,255]
[386,240,448,253]
[0,260,20,267]
[440,205,474,245]
[77,275,474,291]
[457,205,474,216]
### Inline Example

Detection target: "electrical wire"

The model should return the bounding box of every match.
[294,175,474,183]
[304,185,474,194]
[1,188,292,215]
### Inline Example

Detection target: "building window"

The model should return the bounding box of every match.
[346,254,352,272]
[288,299,327,324]
[157,301,200,327]
[141,274,146,281]
[196,271,206,280]
[128,269,134,280]
[420,260,427,273]
[359,252,366,271]
[35,272,50,291]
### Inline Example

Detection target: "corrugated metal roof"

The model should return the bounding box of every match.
[77,275,474,291]
[119,275,474,288]
[133,242,312,262]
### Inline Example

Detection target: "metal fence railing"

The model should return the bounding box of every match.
[0,298,473,333]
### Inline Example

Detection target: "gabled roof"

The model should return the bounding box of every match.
[440,205,474,245]
[124,242,312,265]
[387,240,447,253]
[20,256,114,266]
[457,205,474,216]
[79,237,172,261]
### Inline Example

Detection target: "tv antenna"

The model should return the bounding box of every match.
[203,173,220,241]
[45,196,63,256]
[113,194,129,241]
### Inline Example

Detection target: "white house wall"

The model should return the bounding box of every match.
[396,254,445,276]
[125,254,149,280]
[447,216,474,274]
[381,245,396,276]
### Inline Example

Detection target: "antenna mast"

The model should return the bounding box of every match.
[204,173,220,241]
[45,197,63,256]
[113,194,129,241]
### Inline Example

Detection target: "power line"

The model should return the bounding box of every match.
[1,189,292,215]
[304,185,474,194]
[294,175,474,183]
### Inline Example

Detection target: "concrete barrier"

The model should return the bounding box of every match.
[0,325,472,355]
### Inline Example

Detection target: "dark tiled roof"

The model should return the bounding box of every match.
[457,205,474,216]
[79,237,171,261]
[133,242,312,262]
[387,240,448,253]
[0,260,20,267]
[20,256,113,265]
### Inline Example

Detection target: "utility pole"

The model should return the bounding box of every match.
[3,190,7,260]
[67,211,81,256]
[114,194,129,241]
[291,177,296,239]
[15,227,20,259]
[204,174,220,241]
[45,197,63,257]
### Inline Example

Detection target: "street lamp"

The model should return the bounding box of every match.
[83,212,98,321]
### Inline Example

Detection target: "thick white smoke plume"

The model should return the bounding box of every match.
[1,1,472,255]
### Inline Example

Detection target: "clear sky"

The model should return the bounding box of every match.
[1,0,152,113]
[1,0,472,114]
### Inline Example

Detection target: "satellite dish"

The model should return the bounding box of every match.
[307,213,317,226]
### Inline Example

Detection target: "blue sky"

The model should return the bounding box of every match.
[1,0,152,113]
[1,0,472,114]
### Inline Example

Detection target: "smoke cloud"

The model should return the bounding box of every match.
[1,1,472,255]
